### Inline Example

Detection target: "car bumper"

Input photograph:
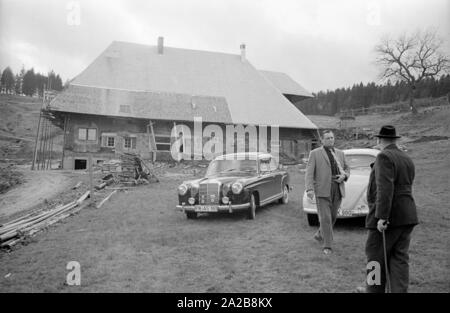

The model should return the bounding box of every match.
[176,203,250,213]
[303,206,368,218]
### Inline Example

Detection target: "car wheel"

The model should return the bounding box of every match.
[248,194,256,220]
[186,212,198,219]
[307,214,319,226]
[279,185,289,204]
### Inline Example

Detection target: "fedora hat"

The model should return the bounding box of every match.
[374,125,401,138]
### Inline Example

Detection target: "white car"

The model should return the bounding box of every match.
[302,148,380,226]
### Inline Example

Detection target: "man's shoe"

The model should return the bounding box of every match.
[354,286,367,293]
[323,248,332,255]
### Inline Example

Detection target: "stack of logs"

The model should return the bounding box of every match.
[116,153,159,184]
[0,191,91,249]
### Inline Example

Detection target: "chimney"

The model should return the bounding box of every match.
[158,36,164,54]
[240,43,246,62]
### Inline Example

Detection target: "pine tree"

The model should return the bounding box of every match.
[22,68,36,96]
[54,74,63,91]
[14,66,25,95]
[1,67,15,94]
[35,72,47,97]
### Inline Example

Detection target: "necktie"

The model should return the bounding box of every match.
[330,149,345,176]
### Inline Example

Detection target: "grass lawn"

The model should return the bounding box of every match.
[0,141,449,292]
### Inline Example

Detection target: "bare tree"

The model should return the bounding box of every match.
[375,30,449,113]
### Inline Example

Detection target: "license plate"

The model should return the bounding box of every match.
[338,209,353,217]
[195,205,218,212]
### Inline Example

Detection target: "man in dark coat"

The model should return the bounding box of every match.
[364,125,419,293]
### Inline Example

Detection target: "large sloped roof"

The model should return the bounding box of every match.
[49,84,233,123]
[52,41,317,129]
[259,70,313,98]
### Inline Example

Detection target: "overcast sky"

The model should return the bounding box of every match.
[1,0,449,92]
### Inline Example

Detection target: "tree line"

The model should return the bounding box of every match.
[298,74,450,115]
[0,66,64,97]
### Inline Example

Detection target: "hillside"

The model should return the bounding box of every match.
[0,94,62,164]
[307,99,450,148]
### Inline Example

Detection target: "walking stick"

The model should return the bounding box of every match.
[382,229,391,293]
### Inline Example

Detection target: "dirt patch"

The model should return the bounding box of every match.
[0,169,74,222]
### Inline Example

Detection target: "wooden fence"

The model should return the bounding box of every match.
[339,96,449,117]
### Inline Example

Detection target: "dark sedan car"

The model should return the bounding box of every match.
[176,152,290,219]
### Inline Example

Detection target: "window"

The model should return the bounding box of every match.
[123,137,137,149]
[78,128,87,140]
[154,134,171,151]
[74,159,87,170]
[206,159,257,177]
[87,129,97,141]
[101,133,116,148]
[345,154,376,169]
[78,128,97,141]
[107,137,115,147]
[124,137,131,148]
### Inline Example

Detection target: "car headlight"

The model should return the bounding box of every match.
[189,183,199,195]
[178,184,188,196]
[231,182,243,194]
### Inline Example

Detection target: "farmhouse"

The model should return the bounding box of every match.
[47,38,318,169]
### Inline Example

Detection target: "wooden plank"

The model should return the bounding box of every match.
[61,115,68,169]
[19,202,78,234]
[96,190,117,209]
[0,237,22,248]
[0,230,18,242]
[76,191,90,205]
[0,211,36,227]
[37,117,45,170]
[105,187,130,190]
[72,181,82,189]
[31,108,43,170]
[149,120,157,162]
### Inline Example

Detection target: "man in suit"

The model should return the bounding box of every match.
[364,125,418,293]
[305,130,350,254]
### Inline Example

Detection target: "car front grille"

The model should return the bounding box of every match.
[199,183,220,204]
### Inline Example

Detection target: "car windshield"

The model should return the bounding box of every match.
[345,154,376,169]
[206,159,257,176]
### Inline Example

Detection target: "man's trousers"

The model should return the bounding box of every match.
[315,181,342,249]
[365,225,415,293]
